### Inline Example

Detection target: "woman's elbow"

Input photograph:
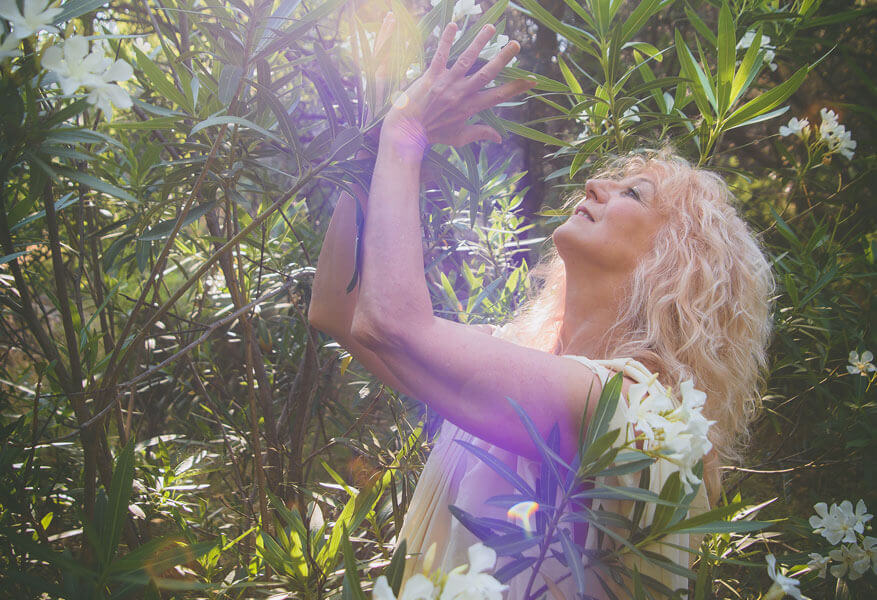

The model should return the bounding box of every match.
[350,305,407,351]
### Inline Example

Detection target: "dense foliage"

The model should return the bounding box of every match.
[0,0,874,598]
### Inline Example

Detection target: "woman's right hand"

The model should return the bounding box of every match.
[381,22,534,150]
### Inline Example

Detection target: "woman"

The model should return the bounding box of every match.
[308,19,773,598]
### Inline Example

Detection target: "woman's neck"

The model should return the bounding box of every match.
[554,268,625,358]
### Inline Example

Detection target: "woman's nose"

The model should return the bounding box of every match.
[585,178,612,203]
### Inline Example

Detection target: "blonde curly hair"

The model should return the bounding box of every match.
[499,149,774,463]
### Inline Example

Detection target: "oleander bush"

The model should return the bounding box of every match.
[0,0,874,598]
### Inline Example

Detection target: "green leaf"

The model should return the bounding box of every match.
[716,2,735,116]
[99,438,135,567]
[110,117,179,130]
[578,428,620,475]
[340,529,367,600]
[386,539,407,596]
[557,55,583,95]
[675,30,717,116]
[139,200,217,241]
[461,146,480,227]
[0,251,28,265]
[501,66,568,92]
[328,127,364,162]
[58,169,137,203]
[560,528,586,596]
[189,115,284,145]
[621,0,670,43]
[584,372,623,447]
[667,520,771,535]
[457,440,535,496]
[54,0,108,24]
[314,44,356,126]
[497,117,568,147]
[684,5,718,47]
[730,29,764,107]
[133,47,188,110]
[11,192,77,233]
[650,471,682,533]
[517,0,593,51]
[724,66,808,130]
[217,64,243,107]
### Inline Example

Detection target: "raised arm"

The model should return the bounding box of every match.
[350,23,604,462]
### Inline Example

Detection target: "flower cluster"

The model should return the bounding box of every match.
[0,0,133,121]
[818,108,856,160]
[778,108,856,160]
[373,542,507,600]
[737,29,777,71]
[807,499,875,581]
[847,350,876,376]
[0,0,60,42]
[42,35,134,119]
[621,377,714,493]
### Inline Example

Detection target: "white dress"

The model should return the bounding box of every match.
[396,328,711,599]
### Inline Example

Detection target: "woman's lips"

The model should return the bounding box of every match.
[573,205,594,221]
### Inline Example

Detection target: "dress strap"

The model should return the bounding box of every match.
[561,355,680,409]
[559,355,614,386]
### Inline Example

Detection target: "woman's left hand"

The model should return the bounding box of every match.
[382,22,535,150]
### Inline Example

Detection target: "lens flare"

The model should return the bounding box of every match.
[392,90,409,109]
[507,500,539,535]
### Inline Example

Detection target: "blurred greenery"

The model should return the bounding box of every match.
[0,0,874,598]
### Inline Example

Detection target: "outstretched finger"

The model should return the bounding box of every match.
[469,78,537,113]
[374,12,395,59]
[463,39,521,93]
[449,24,496,79]
[427,22,458,78]
[374,12,396,80]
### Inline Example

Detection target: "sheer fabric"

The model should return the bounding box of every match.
[396,329,710,599]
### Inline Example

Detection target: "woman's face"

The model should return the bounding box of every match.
[552,170,669,278]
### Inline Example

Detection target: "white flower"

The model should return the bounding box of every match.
[829,543,870,580]
[810,502,844,545]
[479,34,507,61]
[779,117,809,138]
[830,127,856,160]
[0,0,61,39]
[621,104,640,123]
[624,378,714,493]
[765,554,808,600]
[843,499,873,536]
[440,543,507,600]
[847,351,875,375]
[432,25,463,44]
[817,108,856,159]
[807,552,830,578]
[819,108,839,134]
[431,0,483,21]
[809,500,872,545]
[42,36,133,120]
[42,35,110,95]
[87,79,133,120]
[0,30,21,60]
[622,377,675,441]
[373,574,437,600]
